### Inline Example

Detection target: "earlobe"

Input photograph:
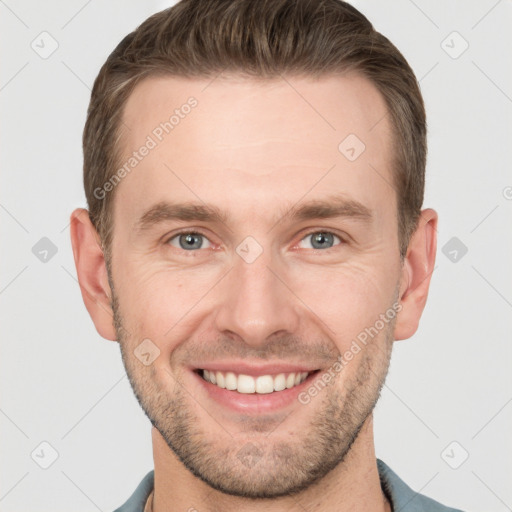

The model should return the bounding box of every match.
[394,208,438,341]
[69,208,117,341]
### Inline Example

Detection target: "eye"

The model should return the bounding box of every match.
[297,231,343,250]
[166,231,213,251]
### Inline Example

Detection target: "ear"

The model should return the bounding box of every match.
[69,208,117,341]
[394,208,438,341]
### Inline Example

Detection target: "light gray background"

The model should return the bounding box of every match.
[1,1,511,511]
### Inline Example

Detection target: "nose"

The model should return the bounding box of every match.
[213,248,301,348]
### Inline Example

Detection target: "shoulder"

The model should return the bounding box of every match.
[113,470,154,512]
[377,459,466,512]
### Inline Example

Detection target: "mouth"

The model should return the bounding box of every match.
[194,368,319,394]
[191,367,322,414]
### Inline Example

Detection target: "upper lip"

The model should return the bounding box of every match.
[191,361,321,377]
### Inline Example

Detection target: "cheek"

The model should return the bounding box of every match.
[116,262,214,342]
[289,259,397,344]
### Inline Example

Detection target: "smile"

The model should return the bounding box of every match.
[198,369,317,394]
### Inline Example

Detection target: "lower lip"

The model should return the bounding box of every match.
[192,370,320,414]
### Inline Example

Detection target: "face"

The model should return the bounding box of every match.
[108,73,403,498]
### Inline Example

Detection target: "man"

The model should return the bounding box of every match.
[69,0,465,511]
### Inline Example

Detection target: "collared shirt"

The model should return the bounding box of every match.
[113,458,466,512]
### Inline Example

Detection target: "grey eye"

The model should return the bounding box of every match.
[168,233,212,251]
[298,232,341,250]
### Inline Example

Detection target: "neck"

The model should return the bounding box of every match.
[150,415,391,512]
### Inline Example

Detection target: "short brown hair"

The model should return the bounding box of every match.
[83,0,426,262]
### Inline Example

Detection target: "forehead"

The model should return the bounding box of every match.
[115,73,394,228]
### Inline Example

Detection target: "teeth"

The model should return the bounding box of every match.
[274,373,286,391]
[201,369,310,394]
[238,374,255,394]
[215,371,225,389]
[225,372,237,390]
[255,375,274,394]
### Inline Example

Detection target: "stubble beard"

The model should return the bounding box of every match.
[111,281,396,499]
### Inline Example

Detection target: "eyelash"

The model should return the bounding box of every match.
[163,229,347,256]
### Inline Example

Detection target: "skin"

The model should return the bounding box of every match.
[70,73,437,512]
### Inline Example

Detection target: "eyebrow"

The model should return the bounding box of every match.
[134,194,373,234]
